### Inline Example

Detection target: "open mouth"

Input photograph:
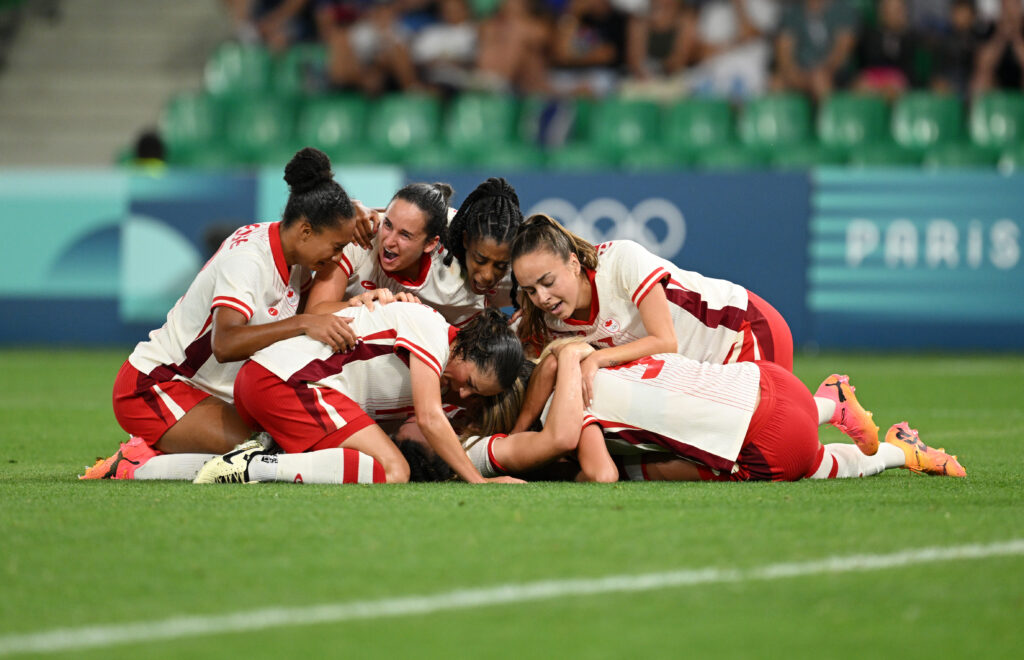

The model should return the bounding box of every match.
[547,301,563,316]
[380,247,399,266]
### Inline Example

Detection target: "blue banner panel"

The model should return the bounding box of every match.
[409,170,812,344]
[810,169,1024,348]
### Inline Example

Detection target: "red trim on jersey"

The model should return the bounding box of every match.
[453,310,482,328]
[631,268,670,306]
[195,313,214,340]
[383,251,432,287]
[362,329,399,342]
[268,222,290,286]
[487,435,508,474]
[564,267,600,326]
[338,252,354,277]
[447,325,459,345]
[397,338,443,377]
[597,422,737,473]
[664,281,746,332]
[211,296,253,320]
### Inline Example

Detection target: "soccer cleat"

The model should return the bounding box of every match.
[193,440,267,484]
[815,374,880,456]
[79,436,158,480]
[885,422,966,478]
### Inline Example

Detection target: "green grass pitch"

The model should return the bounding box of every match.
[1,348,1022,659]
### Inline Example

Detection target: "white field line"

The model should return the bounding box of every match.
[2,539,1022,656]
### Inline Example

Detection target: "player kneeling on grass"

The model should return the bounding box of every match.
[459,339,966,483]
[193,305,525,485]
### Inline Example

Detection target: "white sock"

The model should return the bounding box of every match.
[815,396,836,425]
[877,442,906,469]
[465,436,500,477]
[808,443,888,479]
[133,454,216,481]
[247,448,385,484]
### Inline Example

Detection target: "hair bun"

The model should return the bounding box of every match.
[284,147,333,194]
[432,182,454,204]
[482,177,519,206]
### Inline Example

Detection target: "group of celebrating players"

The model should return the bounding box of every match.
[80,146,966,485]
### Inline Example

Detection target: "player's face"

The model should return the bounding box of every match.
[297,219,355,273]
[440,357,503,403]
[378,198,439,277]
[512,248,584,321]
[464,236,511,295]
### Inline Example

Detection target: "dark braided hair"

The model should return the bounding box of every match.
[392,182,453,246]
[451,308,524,390]
[282,147,355,230]
[442,177,523,269]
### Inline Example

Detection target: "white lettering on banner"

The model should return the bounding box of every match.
[843,219,1021,270]
[845,219,880,266]
[526,198,686,258]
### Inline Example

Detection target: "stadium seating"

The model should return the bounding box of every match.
[847,142,922,167]
[366,94,442,162]
[737,94,813,152]
[224,97,294,164]
[444,93,520,157]
[588,98,661,159]
[818,93,889,153]
[159,92,222,163]
[891,92,964,152]
[923,143,998,169]
[969,92,1024,151]
[294,95,368,155]
[664,98,734,158]
[273,43,328,98]
[204,42,272,98]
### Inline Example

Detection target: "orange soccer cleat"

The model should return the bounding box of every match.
[815,374,880,455]
[79,436,158,480]
[885,422,966,478]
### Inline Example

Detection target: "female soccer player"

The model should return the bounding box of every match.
[82,148,362,480]
[463,340,967,484]
[192,306,525,485]
[507,214,869,448]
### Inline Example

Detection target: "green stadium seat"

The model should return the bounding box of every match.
[294,95,368,153]
[738,94,813,150]
[969,92,1024,150]
[273,43,328,98]
[693,145,767,170]
[664,98,734,157]
[771,143,846,169]
[518,96,596,148]
[475,143,547,170]
[587,97,661,158]
[923,143,997,169]
[891,92,963,151]
[224,98,294,164]
[367,94,442,160]
[997,142,1024,172]
[444,93,519,155]
[204,43,272,97]
[159,93,222,163]
[847,142,921,167]
[818,93,889,151]
[546,144,616,170]
[620,146,689,171]
[403,147,474,170]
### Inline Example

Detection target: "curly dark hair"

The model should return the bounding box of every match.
[442,177,523,269]
[281,147,355,230]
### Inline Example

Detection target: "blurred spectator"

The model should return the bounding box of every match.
[930,0,982,97]
[476,0,552,93]
[621,0,694,100]
[773,0,858,101]
[906,0,953,33]
[550,0,631,96]
[853,0,921,100]
[411,0,479,92]
[317,0,423,95]
[972,0,1024,92]
[686,0,780,99]
[231,0,318,51]
[130,129,167,175]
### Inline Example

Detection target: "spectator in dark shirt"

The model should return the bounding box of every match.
[973,0,1024,92]
[773,0,858,101]
[854,0,920,100]
[931,0,982,97]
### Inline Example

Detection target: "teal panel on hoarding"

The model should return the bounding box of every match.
[120,214,203,321]
[0,172,127,297]
[256,164,404,221]
[809,169,1024,322]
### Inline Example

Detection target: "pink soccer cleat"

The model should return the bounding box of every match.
[815,374,880,455]
[79,436,159,480]
[885,422,966,478]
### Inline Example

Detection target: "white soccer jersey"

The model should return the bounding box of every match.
[541,354,761,473]
[128,222,311,403]
[543,240,750,364]
[251,302,454,422]
[336,237,501,327]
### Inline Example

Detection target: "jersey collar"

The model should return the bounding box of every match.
[564,267,599,326]
[269,222,290,286]
[382,250,432,287]
[447,325,459,346]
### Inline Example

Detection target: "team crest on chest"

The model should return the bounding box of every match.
[603,318,620,333]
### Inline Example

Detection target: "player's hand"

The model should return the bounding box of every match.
[484,475,526,484]
[351,199,380,250]
[553,340,594,362]
[304,314,357,352]
[508,308,522,325]
[393,292,420,304]
[580,353,599,407]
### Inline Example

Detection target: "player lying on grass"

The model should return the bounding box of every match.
[81,147,380,480]
[191,305,525,484]
[458,339,966,483]
[508,215,867,447]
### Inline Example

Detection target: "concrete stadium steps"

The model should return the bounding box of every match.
[0,0,233,166]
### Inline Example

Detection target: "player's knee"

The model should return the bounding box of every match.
[580,465,619,483]
[383,457,410,484]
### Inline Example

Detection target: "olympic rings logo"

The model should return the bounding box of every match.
[524,197,687,258]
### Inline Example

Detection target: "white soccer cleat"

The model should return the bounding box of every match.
[193,440,266,484]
